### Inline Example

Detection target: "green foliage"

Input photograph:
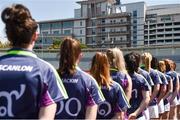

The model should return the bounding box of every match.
[0,41,11,48]
[48,38,88,49]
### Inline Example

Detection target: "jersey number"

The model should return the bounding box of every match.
[56,97,81,116]
[98,101,112,116]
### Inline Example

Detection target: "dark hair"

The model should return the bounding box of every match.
[124,53,138,74]
[130,52,141,67]
[151,56,158,69]
[58,37,81,75]
[1,4,38,47]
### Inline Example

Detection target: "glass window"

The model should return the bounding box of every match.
[40,23,50,30]
[133,10,137,17]
[51,23,61,29]
[63,21,74,28]
[64,30,71,35]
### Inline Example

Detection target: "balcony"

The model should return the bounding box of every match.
[39,33,74,38]
[97,22,130,28]
[97,31,129,36]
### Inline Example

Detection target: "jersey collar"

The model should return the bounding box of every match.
[7,48,37,58]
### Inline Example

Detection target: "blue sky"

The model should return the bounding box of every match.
[0,0,180,42]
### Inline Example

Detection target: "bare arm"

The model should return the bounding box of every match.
[149,84,160,103]
[157,85,167,103]
[125,74,132,101]
[85,104,98,120]
[112,112,124,120]
[170,75,179,103]
[129,91,150,119]
[39,103,57,120]
[163,79,173,100]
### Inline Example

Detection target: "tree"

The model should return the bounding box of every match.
[0,41,10,48]
[48,38,88,49]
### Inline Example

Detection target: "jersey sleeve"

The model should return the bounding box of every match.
[89,77,105,104]
[160,73,168,85]
[115,83,130,112]
[39,84,55,107]
[151,70,162,85]
[141,75,151,91]
[43,62,68,103]
[146,72,154,86]
[165,75,171,82]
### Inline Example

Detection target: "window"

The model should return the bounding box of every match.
[64,30,71,35]
[102,37,105,40]
[63,21,74,28]
[80,21,83,26]
[40,24,50,30]
[80,30,83,34]
[102,28,105,32]
[102,19,105,23]
[51,23,61,29]
[161,16,171,22]
[53,31,59,35]
[42,32,49,35]
[133,11,137,17]
[133,20,137,24]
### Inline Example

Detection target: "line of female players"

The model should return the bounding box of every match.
[57,37,180,120]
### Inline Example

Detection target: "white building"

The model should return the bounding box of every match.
[144,4,180,46]
[37,1,180,48]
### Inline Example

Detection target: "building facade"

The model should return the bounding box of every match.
[37,0,180,48]
[37,0,131,48]
[144,4,180,46]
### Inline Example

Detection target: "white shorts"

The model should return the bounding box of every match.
[164,102,170,112]
[136,115,145,120]
[170,97,179,107]
[144,108,150,120]
[148,104,159,118]
[158,99,165,114]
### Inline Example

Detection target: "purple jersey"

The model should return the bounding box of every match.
[163,74,172,105]
[138,68,154,89]
[158,71,168,85]
[157,71,168,97]
[55,67,105,119]
[166,71,179,92]
[127,72,150,118]
[149,69,162,106]
[110,68,128,89]
[97,81,130,119]
[0,48,68,119]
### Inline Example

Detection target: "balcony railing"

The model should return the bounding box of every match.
[97,22,130,27]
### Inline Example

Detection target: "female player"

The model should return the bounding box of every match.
[158,60,173,119]
[0,4,68,119]
[106,48,132,101]
[56,37,105,119]
[151,57,168,119]
[124,53,150,119]
[165,59,179,119]
[90,52,130,119]
[141,52,162,119]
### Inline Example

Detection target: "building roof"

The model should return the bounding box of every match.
[76,0,107,4]
[38,17,87,24]
[147,4,180,10]
[147,4,180,15]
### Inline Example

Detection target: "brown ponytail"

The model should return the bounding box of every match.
[59,37,81,75]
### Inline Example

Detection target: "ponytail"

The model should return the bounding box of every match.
[59,37,81,75]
